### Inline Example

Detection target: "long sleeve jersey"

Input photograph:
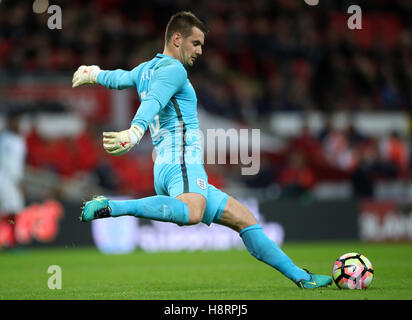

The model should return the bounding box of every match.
[97,53,203,165]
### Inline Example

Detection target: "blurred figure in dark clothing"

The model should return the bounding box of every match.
[278,151,317,198]
[351,139,397,198]
[243,155,275,189]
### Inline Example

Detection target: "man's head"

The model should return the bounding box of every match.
[5,109,22,134]
[164,11,208,66]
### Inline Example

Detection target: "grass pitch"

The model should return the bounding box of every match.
[1,242,411,300]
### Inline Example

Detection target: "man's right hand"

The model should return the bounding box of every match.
[103,125,144,157]
[72,65,101,88]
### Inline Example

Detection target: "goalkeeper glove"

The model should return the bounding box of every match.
[103,125,144,156]
[72,65,101,88]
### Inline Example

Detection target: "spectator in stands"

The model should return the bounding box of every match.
[379,131,410,178]
[351,138,398,198]
[346,123,365,146]
[278,151,317,198]
[288,122,327,168]
[321,125,358,172]
[0,0,410,116]
[242,155,275,189]
[0,109,27,248]
[351,140,378,198]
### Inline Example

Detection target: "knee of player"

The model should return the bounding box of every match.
[177,193,206,225]
[188,205,205,225]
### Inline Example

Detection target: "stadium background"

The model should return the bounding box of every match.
[0,0,411,297]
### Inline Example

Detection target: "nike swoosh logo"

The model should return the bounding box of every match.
[307,281,317,285]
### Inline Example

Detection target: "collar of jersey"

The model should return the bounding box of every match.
[155,53,185,69]
[156,53,175,60]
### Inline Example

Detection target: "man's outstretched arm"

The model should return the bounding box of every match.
[72,65,137,89]
[71,61,187,157]
[102,62,187,156]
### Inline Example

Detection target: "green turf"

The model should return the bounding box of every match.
[1,242,411,300]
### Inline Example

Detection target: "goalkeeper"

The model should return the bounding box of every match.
[73,11,331,289]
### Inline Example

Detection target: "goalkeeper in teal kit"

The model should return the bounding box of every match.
[73,11,331,289]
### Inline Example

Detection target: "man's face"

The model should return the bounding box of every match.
[179,26,204,66]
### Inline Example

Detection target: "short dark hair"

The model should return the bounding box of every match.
[165,11,208,44]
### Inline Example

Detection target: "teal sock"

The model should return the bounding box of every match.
[240,224,310,282]
[108,196,190,226]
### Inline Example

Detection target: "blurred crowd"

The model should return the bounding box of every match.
[270,121,409,198]
[0,0,411,202]
[1,0,411,122]
[21,111,411,200]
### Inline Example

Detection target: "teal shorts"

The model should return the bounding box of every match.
[153,163,229,226]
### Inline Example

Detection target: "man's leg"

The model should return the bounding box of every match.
[176,193,206,225]
[81,162,208,226]
[217,196,309,282]
[217,196,332,288]
[81,193,205,226]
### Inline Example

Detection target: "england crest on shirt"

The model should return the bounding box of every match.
[196,178,207,190]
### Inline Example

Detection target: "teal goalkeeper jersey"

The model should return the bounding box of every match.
[97,53,203,165]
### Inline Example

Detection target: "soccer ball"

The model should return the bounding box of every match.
[332,253,374,289]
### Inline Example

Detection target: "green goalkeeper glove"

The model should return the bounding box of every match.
[72,65,101,88]
[103,125,144,156]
